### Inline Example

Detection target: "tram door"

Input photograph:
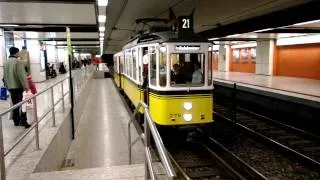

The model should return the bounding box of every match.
[142,47,149,105]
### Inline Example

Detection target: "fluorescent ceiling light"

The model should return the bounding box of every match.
[0,24,19,27]
[99,33,105,37]
[254,28,273,33]
[293,19,320,26]
[98,15,106,23]
[277,34,320,46]
[231,42,257,49]
[99,26,105,32]
[226,34,241,38]
[98,0,108,6]
[208,37,219,41]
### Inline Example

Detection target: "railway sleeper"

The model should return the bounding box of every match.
[302,146,320,152]
[178,161,214,168]
[187,170,220,179]
[277,135,298,140]
[288,140,312,146]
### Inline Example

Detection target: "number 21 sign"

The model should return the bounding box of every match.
[178,16,194,38]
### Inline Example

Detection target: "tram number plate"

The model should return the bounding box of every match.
[169,114,181,119]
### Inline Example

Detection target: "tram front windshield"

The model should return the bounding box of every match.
[170,53,205,86]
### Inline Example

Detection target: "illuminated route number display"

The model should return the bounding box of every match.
[182,18,190,29]
[178,16,193,38]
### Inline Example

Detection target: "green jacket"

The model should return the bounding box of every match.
[3,57,29,90]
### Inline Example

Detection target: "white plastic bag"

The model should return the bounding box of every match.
[22,92,33,112]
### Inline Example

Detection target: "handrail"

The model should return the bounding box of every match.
[128,101,176,180]
[0,76,69,116]
[0,67,94,180]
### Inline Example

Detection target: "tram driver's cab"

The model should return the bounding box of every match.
[147,43,212,90]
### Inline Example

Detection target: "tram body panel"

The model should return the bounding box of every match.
[149,92,213,125]
[114,73,121,87]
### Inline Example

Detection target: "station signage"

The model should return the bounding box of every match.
[175,45,200,51]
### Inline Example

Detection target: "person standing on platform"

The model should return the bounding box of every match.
[100,54,114,76]
[20,46,30,73]
[91,54,100,71]
[3,47,31,128]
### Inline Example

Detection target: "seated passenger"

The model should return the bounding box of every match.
[59,62,67,74]
[192,63,203,84]
[171,64,185,84]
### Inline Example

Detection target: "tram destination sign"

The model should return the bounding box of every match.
[175,45,200,51]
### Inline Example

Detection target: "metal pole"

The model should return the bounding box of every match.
[32,97,40,150]
[128,122,132,164]
[51,87,56,127]
[232,83,237,122]
[69,58,75,140]
[67,27,75,140]
[61,81,65,113]
[144,114,150,180]
[0,116,6,180]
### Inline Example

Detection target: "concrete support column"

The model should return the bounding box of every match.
[0,29,5,85]
[218,44,230,72]
[27,40,46,82]
[256,40,275,75]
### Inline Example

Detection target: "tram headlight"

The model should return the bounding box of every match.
[183,102,192,110]
[183,113,192,122]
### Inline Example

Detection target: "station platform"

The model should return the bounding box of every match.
[0,68,167,180]
[62,78,144,170]
[212,71,320,103]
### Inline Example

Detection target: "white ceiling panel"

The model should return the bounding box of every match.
[0,2,96,25]
[56,41,99,45]
[14,32,98,39]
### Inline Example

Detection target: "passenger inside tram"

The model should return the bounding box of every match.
[171,64,186,84]
[192,63,203,84]
[170,53,204,86]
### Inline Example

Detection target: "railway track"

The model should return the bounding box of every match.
[164,136,267,180]
[214,104,320,172]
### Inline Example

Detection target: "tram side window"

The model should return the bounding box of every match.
[128,51,133,78]
[132,49,137,80]
[149,47,157,86]
[208,51,212,85]
[125,53,128,75]
[113,56,118,73]
[170,53,205,86]
[120,55,124,73]
[159,47,167,87]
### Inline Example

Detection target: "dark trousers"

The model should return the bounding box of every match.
[9,88,26,125]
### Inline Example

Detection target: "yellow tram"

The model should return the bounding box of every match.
[113,17,214,127]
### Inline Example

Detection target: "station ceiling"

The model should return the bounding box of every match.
[102,0,319,53]
[0,0,319,53]
[0,0,99,51]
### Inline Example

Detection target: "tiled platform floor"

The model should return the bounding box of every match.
[63,79,145,170]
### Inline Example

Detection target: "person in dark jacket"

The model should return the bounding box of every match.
[171,64,185,84]
[59,62,67,74]
[100,54,114,76]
